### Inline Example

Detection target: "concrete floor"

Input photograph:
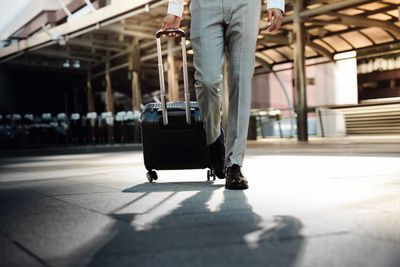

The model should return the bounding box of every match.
[1,141,400,267]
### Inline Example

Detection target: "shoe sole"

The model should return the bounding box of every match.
[225,184,249,190]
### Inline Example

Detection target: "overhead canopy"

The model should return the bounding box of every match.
[256,0,400,65]
[0,0,399,83]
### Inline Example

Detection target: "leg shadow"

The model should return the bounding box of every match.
[74,182,304,267]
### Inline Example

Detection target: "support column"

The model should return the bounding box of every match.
[167,38,179,102]
[87,69,95,113]
[105,60,114,114]
[293,0,308,141]
[129,40,142,111]
[105,59,115,144]
[129,40,142,143]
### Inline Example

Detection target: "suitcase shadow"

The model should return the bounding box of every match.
[76,183,305,267]
[122,181,225,193]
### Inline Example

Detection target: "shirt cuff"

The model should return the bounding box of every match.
[167,2,184,17]
[267,0,285,13]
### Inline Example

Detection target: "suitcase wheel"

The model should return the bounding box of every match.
[147,170,158,183]
[207,169,216,181]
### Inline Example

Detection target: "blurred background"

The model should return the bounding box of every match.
[1,2,400,266]
[0,0,399,150]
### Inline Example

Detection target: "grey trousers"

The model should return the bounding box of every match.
[190,0,261,167]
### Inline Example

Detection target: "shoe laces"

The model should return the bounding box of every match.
[227,164,242,177]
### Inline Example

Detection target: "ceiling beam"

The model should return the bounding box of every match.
[102,25,154,39]
[89,38,128,49]
[306,41,334,62]
[279,0,376,26]
[91,43,192,78]
[68,39,125,52]
[118,23,156,33]
[255,51,276,64]
[0,0,163,59]
[259,33,290,45]
[329,12,400,36]
[31,48,100,62]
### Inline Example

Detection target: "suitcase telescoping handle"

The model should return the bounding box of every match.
[156,29,191,126]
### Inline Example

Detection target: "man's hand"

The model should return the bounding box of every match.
[266,8,283,32]
[161,14,182,37]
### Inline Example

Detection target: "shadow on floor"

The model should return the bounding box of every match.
[75,181,305,267]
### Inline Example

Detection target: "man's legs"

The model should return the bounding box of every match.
[190,0,225,145]
[190,0,226,177]
[190,0,261,185]
[222,0,261,189]
[224,0,261,168]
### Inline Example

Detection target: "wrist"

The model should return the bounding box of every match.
[167,2,183,17]
[167,13,181,19]
[267,0,285,13]
[268,8,283,14]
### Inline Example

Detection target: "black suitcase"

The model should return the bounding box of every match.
[140,29,215,182]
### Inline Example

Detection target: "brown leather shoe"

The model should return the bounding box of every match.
[225,164,248,190]
[208,129,225,179]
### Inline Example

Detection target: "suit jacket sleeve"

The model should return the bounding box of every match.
[267,0,285,12]
[168,0,184,17]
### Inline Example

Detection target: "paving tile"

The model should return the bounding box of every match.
[0,233,46,267]
[83,230,400,267]
[0,189,128,266]
[0,178,119,196]
[86,235,305,267]
[296,233,400,267]
[1,147,400,267]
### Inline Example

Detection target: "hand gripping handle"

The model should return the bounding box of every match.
[156,29,186,38]
[155,29,191,126]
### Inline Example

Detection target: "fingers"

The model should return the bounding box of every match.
[160,15,180,38]
[161,19,167,32]
[267,24,278,32]
[160,17,169,37]
[161,16,171,37]
[275,12,283,30]
[266,9,283,32]
[267,9,272,24]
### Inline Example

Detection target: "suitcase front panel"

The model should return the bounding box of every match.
[140,102,209,171]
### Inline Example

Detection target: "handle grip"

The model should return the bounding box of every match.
[156,29,186,38]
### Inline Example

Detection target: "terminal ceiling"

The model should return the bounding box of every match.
[0,0,399,94]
